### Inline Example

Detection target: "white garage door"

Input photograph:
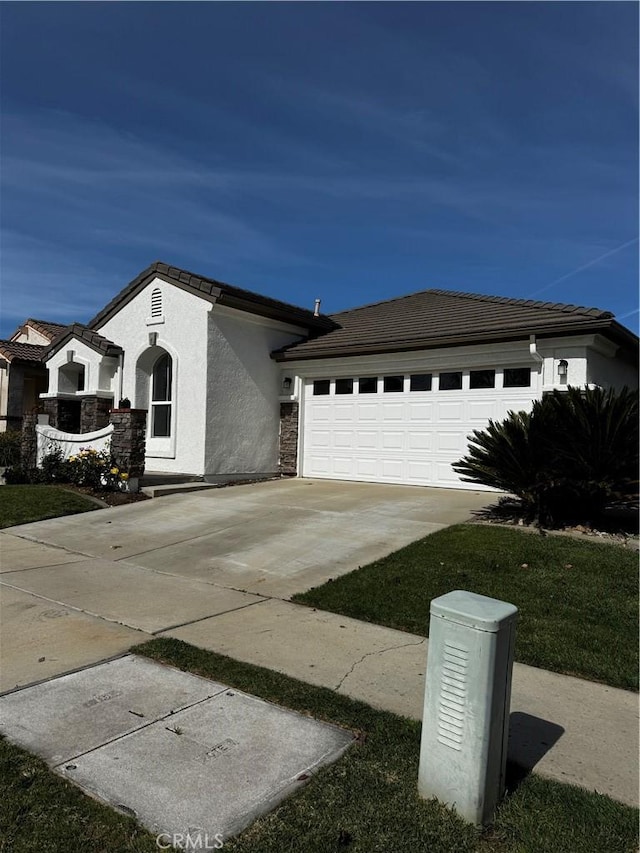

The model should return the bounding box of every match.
[301,370,536,489]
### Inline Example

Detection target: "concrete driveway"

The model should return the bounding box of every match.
[0,478,489,691]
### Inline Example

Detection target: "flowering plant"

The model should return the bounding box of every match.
[67,446,128,490]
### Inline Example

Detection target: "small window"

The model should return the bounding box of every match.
[383,375,404,392]
[335,378,354,395]
[151,288,163,318]
[76,365,85,392]
[410,373,432,392]
[358,377,377,394]
[470,369,495,389]
[439,371,462,391]
[504,367,531,388]
[313,379,330,396]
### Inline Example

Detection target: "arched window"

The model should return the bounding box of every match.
[151,352,172,437]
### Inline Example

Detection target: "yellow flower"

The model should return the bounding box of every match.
[110,467,119,475]
[121,473,129,480]
[69,456,77,462]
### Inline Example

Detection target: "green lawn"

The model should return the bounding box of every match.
[293,524,639,691]
[0,485,100,529]
[1,638,637,853]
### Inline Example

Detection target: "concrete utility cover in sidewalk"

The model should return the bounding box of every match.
[0,655,354,842]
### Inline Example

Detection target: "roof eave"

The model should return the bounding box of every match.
[89,262,335,333]
[273,318,634,362]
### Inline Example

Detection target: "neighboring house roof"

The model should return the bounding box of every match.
[273,289,639,361]
[88,261,336,333]
[10,318,69,343]
[0,340,47,364]
[43,324,124,360]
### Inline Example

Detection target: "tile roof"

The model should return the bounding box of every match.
[274,288,637,361]
[10,318,69,343]
[89,261,336,332]
[0,340,47,363]
[43,324,123,359]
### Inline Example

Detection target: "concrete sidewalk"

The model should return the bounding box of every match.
[165,598,639,808]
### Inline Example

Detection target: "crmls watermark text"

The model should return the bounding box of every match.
[156,831,224,850]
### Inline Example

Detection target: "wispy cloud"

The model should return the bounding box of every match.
[529,237,639,298]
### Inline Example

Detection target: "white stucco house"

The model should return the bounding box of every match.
[39,261,639,490]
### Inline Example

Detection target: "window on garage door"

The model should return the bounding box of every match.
[504,367,531,387]
[439,371,462,390]
[470,369,495,389]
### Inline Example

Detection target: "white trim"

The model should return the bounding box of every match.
[133,339,179,460]
[212,302,309,336]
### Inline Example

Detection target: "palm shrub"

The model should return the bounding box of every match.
[453,386,639,525]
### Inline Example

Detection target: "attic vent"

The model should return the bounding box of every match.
[151,288,163,318]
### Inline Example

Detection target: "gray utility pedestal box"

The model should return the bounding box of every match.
[418,590,518,826]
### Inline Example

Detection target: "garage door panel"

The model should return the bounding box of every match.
[357,404,378,421]
[334,404,354,421]
[381,403,404,420]
[302,378,535,488]
[406,460,433,482]
[307,455,331,475]
[356,458,377,477]
[408,431,433,450]
[308,403,331,422]
[437,401,464,421]
[381,459,403,478]
[469,400,498,421]
[308,429,331,448]
[408,402,432,420]
[332,457,354,476]
[356,430,378,448]
[381,431,404,449]
[437,432,465,453]
[334,431,353,448]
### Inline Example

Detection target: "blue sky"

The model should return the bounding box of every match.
[1,2,638,338]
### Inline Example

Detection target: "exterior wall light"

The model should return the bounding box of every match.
[148,332,158,347]
[282,376,293,392]
[557,359,568,378]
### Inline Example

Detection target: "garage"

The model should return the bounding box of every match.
[301,368,536,489]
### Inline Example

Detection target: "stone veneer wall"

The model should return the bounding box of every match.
[21,411,38,469]
[43,398,81,433]
[109,409,147,478]
[279,402,299,476]
[81,396,112,433]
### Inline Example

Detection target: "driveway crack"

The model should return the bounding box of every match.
[334,637,426,692]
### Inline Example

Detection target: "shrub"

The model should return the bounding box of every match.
[66,447,127,491]
[7,443,129,492]
[0,430,22,467]
[40,444,70,483]
[453,386,639,526]
[3,465,32,485]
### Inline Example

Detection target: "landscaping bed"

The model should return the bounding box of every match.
[292,524,638,691]
[1,638,637,853]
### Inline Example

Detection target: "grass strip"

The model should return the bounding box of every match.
[136,637,638,853]
[293,524,639,691]
[0,485,100,529]
[1,638,636,852]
